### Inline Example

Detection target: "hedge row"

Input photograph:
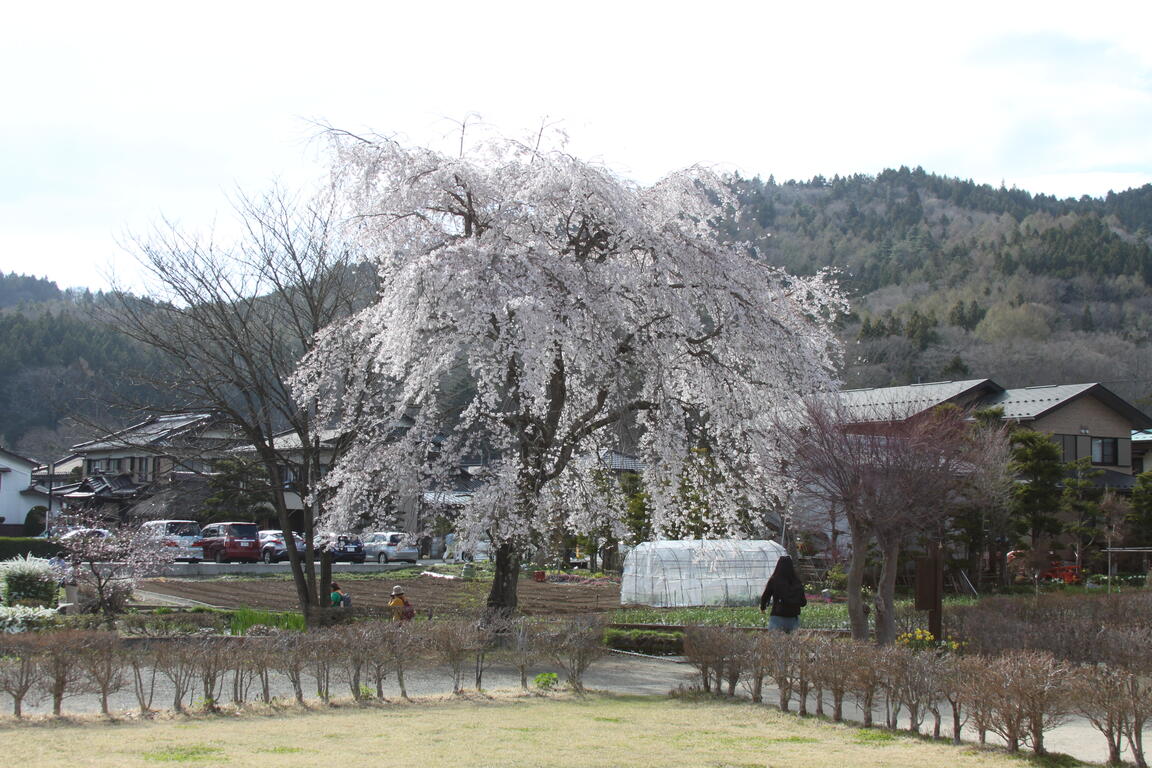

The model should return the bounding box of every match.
[0,538,61,560]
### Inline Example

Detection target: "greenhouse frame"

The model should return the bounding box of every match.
[620,539,789,607]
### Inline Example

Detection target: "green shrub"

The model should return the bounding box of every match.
[534,672,558,691]
[230,607,306,635]
[0,537,61,560]
[603,627,684,655]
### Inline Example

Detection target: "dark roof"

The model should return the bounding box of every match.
[72,413,217,453]
[599,449,645,473]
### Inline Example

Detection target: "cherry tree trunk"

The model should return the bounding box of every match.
[486,541,522,614]
[874,535,902,645]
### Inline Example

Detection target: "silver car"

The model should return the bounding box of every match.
[140,519,203,562]
[363,531,419,563]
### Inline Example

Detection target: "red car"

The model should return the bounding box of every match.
[195,522,261,563]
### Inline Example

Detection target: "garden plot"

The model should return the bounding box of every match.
[138,572,622,616]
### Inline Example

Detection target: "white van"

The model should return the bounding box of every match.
[140,519,203,562]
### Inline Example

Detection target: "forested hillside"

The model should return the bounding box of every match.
[728,169,1152,404]
[0,275,166,461]
[3,169,1151,461]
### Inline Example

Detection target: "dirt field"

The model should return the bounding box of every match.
[139,573,622,616]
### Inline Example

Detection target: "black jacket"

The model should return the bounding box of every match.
[759,558,805,618]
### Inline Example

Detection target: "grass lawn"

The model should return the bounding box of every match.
[0,693,1088,768]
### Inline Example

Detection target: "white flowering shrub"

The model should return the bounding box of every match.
[0,605,58,633]
[0,554,58,607]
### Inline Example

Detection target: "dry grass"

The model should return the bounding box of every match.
[0,693,1087,768]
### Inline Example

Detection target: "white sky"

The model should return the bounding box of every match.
[2,0,1150,291]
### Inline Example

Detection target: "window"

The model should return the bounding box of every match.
[1092,438,1118,466]
[1055,434,1078,462]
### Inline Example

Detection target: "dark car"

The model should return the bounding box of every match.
[195,522,261,563]
[258,529,305,564]
[318,533,365,564]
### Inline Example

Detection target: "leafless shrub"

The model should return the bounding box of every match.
[683,626,745,695]
[737,633,771,704]
[500,617,546,690]
[0,633,45,717]
[986,650,1071,754]
[300,630,334,704]
[354,622,392,700]
[424,617,484,694]
[1104,627,1152,768]
[764,631,799,712]
[154,638,198,713]
[77,631,125,716]
[791,633,822,716]
[125,642,159,714]
[932,653,972,744]
[542,615,608,693]
[846,640,883,728]
[807,636,855,722]
[41,629,95,715]
[192,637,231,711]
[949,592,1152,662]
[962,654,998,747]
[270,632,307,705]
[380,621,422,700]
[1070,662,1130,765]
[228,637,267,706]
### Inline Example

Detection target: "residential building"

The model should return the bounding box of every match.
[0,447,47,536]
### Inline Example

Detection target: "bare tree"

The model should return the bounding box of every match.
[105,185,365,620]
[782,398,1008,643]
[0,634,45,717]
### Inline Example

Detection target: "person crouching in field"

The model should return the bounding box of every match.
[388,585,414,621]
[759,555,806,633]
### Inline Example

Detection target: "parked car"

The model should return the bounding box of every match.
[58,527,110,541]
[195,522,261,563]
[258,529,305,564]
[363,531,420,564]
[317,533,365,564]
[445,534,491,563]
[140,519,203,562]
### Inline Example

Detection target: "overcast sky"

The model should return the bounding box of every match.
[3,0,1150,291]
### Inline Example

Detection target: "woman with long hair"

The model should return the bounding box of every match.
[759,555,806,633]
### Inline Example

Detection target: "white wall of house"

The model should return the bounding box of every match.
[0,451,38,534]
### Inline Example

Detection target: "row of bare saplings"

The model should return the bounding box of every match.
[684,619,1152,767]
[0,615,609,719]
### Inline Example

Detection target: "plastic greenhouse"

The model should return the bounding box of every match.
[620,539,788,607]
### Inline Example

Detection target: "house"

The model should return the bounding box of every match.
[838,380,1152,487]
[0,447,47,536]
[71,413,235,482]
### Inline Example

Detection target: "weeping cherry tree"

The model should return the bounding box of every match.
[293,129,844,611]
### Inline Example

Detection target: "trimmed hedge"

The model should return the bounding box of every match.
[0,537,61,560]
[604,627,684,655]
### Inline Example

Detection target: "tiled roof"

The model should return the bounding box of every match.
[600,449,645,473]
[73,413,216,452]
